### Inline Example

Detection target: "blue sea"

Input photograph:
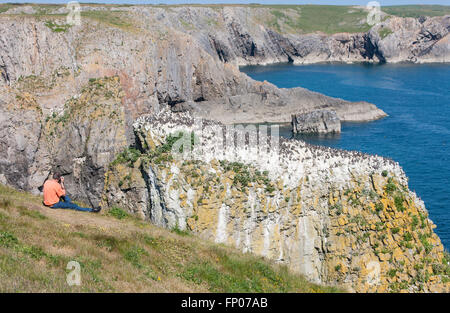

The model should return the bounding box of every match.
[241,63,450,250]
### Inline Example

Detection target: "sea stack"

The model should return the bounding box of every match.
[291,110,341,134]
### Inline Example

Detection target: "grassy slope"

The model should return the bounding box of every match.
[262,5,371,34]
[0,184,342,293]
[382,5,450,18]
[1,4,449,34]
[0,4,12,14]
[152,4,372,34]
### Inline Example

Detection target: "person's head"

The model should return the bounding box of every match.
[52,172,62,182]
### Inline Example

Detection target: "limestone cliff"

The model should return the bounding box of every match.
[140,6,449,65]
[0,5,449,292]
[103,110,449,292]
[0,6,387,203]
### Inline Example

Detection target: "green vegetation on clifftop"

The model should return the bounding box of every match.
[382,5,450,18]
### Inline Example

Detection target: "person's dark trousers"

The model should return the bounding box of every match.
[51,195,92,212]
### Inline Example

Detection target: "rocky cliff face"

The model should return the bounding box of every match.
[0,5,449,292]
[0,7,386,203]
[368,16,450,64]
[115,6,449,65]
[102,110,449,292]
[292,110,341,134]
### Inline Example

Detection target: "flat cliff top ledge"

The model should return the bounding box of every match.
[133,110,402,189]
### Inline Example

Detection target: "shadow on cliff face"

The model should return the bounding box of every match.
[0,77,132,207]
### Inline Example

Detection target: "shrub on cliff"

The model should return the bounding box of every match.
[111,148,141,168]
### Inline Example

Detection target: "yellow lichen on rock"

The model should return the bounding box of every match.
[101,113,450,293]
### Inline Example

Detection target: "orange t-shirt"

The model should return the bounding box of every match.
[43,179,66,206]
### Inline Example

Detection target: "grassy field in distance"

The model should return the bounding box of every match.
[382,5,450,18]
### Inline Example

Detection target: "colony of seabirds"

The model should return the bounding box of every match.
[134,110,398,173]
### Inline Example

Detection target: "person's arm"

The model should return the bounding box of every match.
[57,177,66,197]
[60,177,65,191]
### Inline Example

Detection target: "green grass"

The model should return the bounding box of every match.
[218,160,274,192]
[0,4,135,32]
[171,224,191,237]
[18,207,47,220]
[80,10,133,30]
[382,5,450,18]
[179,247,341,293]
[0,3,64,16]
[379,27,393,39]
[394,195,406,212]
[0,184,343,292]
[0,4,13,14]
[0,231,18,247]
[5,4,449,36]
[137,131,199,167]
[108,207,129,220]
[374,202,383,213]
[259,5,372,34]
[411,215,419,230]
[44,20,72,33]
[122,245,148,268]
[110,147,141,168]
[385,178,397,195]
[295,5,371,34]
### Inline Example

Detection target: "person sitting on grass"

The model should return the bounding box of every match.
[43,172,100,213]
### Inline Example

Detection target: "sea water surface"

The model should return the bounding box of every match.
[241,63,450,250]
